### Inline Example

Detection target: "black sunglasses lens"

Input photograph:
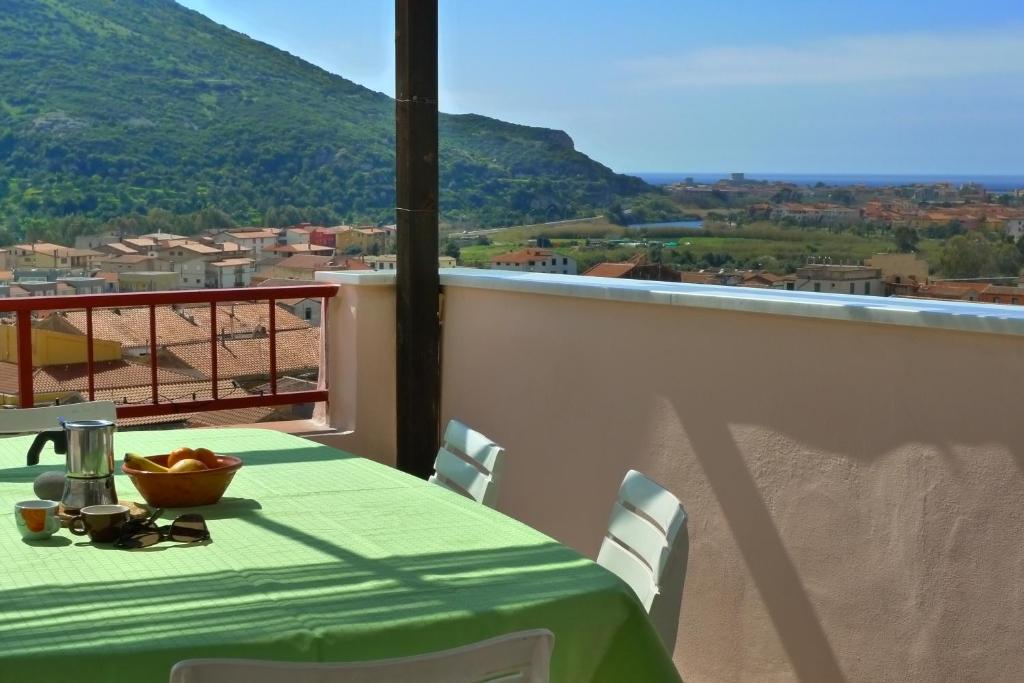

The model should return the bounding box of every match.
[169,515,209,542]
[117,531,162,549]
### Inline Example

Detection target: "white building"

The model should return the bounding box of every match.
[213,229,280,260]
[1004,218,1024,240]
[791,264,884,296]
[279,297,322,325]
[153,241,224,288]
[206,258,256,289]
[362,255,456,271]
[285,227,314,245]
[490,249,577,275]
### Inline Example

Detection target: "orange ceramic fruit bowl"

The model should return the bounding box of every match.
[122,454,242,508]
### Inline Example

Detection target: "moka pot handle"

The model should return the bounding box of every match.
[26,430,67,467]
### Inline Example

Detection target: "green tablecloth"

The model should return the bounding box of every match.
[0,428,679,682]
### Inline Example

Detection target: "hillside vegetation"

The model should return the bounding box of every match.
[0,0,649,237]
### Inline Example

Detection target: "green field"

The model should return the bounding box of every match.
[458,218,945,274]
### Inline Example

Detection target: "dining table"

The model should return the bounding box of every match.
[0,427,680,682]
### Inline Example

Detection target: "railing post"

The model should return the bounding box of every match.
[15,310,34,408]
[210,301,218,400]
[85,306,95,401]
[395,0,441,478]
[268,298,277,395]
[149,304,158,405]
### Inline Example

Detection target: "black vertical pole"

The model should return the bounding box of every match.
[395,0,440,477]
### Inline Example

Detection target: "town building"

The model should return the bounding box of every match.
[256,255,371,282]
[866,253,929,284]
[98,254,158,274]
[584,257,681,282]
[206,258,256,288]
[791,264,884,296]
[265,243,335,257]
[12,243,103,271]
[153,240,225,288]
[97,242,140,258]
[284,225,316,245]
[213,229,280,260]
[118,271,179,292]
[310,225,394,254]
[361,255,456,271]
[74,231,122,251]
[865,252,930,295]
[978,285,1024,305]
[54,277,107,295]
[490,249,577,275]
[1005,218,1024,240]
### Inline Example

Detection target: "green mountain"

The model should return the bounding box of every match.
[0,0,649,236]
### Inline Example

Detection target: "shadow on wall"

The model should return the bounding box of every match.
[443,290,1024,682]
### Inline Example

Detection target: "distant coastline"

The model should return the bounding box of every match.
[631,172,1024,192]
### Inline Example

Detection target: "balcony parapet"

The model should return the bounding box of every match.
[321,269,1024,338]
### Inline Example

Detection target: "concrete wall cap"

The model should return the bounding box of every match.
[320,268,1024,336]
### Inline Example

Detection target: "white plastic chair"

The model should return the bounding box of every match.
[169,629,554,683]
[597,469,688,651]
[428,419,505,508]
[0,400,117,434]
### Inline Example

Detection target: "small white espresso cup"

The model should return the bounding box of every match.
[15,499,62,540]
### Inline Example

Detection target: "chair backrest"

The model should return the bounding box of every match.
[428,418,505,507]
[169,629,554,683]
[0,401,117,435]
[596,469,688,651]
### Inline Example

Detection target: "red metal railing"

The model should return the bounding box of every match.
[5,284,338,418]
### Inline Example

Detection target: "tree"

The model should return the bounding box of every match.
[443,240,460,261]
[647,242,663,264]
[893,226,919,253]
[939,233,1022,278]
[606,202,628,226]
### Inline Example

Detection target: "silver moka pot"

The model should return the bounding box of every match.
[27,419,118,513]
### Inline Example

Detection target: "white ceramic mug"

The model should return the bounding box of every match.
[15,499,61,540]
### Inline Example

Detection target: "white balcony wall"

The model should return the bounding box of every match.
[316,272,396,463]
[439,272,1024,683]
[318,269,1024,682]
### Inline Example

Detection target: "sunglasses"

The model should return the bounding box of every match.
[115,509,211,549]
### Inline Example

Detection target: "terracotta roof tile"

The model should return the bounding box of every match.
[185,406,279,428]
[223,229,279,240]
[164,328,320,380]
[103,243,138,255]
[583,262,636,278]
[183,302,309,335]
[0,360,199,395]
[156,241,221,255]
[266,244,334,254]
[92,379,246,406]
[100,254,155,265]
[56,307,208,347]
[54,303,312,349]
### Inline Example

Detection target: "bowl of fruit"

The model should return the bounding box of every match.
[122,447,242,508]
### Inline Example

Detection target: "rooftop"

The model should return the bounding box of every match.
[162,327,320,380]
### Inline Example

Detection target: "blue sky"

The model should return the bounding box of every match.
[177,1,1024,175]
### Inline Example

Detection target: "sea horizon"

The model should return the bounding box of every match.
[630,172,1024,192]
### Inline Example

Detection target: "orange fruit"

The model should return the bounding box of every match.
[192,447,219,469]
[168,459,208,473]
[167,447,196,467]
